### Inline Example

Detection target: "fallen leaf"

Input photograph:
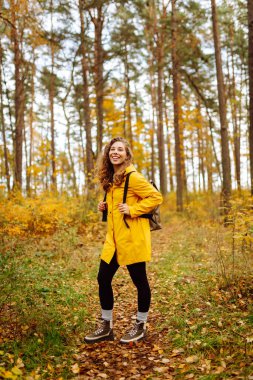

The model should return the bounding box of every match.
[97,373,108,378]
[154,366,167,373]
[185,355,199,364]
[11,366,23,376]
[71,363,80,374]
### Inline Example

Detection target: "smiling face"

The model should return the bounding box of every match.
[109,141,127,168]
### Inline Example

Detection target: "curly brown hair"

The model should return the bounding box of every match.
[97,137,133,191]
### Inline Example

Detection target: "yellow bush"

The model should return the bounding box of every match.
[0,192,92,236]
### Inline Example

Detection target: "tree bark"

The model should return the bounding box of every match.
[0,38,10,192]
[11,0,25,189]
[228,23,241,192]
[62,101,78,196]
[155,2,167,194]
[90,5,104,154]
[248,0,253,195]
[145,7,156,183]
[79,0,94,188]
[171,0,183,211]
[164,90,174,192]
[123,43,133,148]
[26,49,35,195]
[211,0,231,205]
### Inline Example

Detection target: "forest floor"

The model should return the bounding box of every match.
[0,216,253,379]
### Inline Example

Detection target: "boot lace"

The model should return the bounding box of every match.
[94,320,107,335]
[128,322,142,337]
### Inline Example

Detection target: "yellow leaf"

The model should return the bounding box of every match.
[47,363,53,372]
[2,370,14,379]
[11,366,22,376]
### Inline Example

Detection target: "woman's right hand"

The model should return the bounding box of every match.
[98,201,107,212]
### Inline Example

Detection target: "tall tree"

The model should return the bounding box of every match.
[48,0,57,190]
[248,0,253,195]
[145,0,167,194]
[78,0,94,187]
[0,38,10,192]
[10,0,25,189]
[171,0,183,210]
[88,1,106,154]
[211,0,231,206]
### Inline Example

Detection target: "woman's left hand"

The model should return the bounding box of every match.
[118,203,130,215]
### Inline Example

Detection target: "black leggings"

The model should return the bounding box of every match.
[97,253,151,312]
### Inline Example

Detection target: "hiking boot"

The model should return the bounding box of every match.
[120,320,146,343]
[84,319,114,344]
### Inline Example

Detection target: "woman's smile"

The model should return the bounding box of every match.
[109,141,127,167]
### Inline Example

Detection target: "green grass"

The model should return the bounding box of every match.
[0,219,252,379]
[0,228,101,379]
[152,220,253,379]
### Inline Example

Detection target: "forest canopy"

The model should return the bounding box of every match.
[0,0,251,210]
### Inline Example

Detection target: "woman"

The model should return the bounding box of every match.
[85,137,163,344]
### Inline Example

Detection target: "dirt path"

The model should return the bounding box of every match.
[73,225,183,380]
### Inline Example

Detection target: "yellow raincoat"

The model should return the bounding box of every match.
[101,164,163,266]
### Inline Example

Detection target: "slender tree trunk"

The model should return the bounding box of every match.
[0,39,10,192]
[164,90,174,192]
[248,0,253,195]
[49,0,57,191]
[27,49,35,195]
[146,31,156,183]
[11,0,25,189]
[205,128,213,193]
[91,5,104,154]
[79,0,94,188]
[196,101,206,192]
[62,101,78,196]
[228,23,241,192]
[172,0,183,211]
[211,0,231,206]
[155,4,167,194]
[124,43,133,148]
[190,132,196,193]
[49,51,56,190]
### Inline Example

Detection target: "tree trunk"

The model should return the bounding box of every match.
[248,0,253,195]
[91,5,104,154]
[171,0,183,211]
[49,0,57,191]
[26,49,35,195]
[79,0,94,188]
[155,3,167,194]
[124,43,133,148]
[228,23,241,192]
[11,0,25,189]
[145,14,156,183]
[211,0,231,206]
[0,38,10,193]
[196,101,206,192]
[63,101,78,196]
[164,90,174,192]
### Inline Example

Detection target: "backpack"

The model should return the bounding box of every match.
[123,172,162,231]
[102,172,162,231]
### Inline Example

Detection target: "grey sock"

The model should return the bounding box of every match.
[101,309,113,323]
[137,311,148,323]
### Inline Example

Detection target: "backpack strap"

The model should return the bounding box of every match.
[123,171,135,228]
[102,192,107,222]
